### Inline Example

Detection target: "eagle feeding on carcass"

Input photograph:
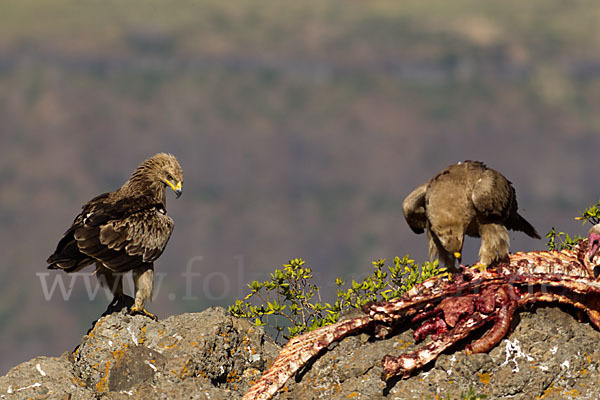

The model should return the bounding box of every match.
[402,160,540,271]
[47,153,183,320]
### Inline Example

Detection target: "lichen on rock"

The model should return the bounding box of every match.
[3,305,600,399]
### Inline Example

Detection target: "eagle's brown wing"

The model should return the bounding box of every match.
[402,182,428,234]
[48,194,174,273]
[470,167,540,239]
[47,193,111,272]
[470,167,513,222]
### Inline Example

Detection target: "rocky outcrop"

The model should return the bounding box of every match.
[0,307,279,400]
[3,306,600,399]
[273,306,600,400]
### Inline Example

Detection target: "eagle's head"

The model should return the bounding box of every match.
[156,153,184,198]
[129,153,184,199]
[438,229,463,263]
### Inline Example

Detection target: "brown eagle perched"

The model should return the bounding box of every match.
[403,160,540,271]
[47,153,183,320]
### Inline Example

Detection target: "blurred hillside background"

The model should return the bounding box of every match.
[2,0,600,374]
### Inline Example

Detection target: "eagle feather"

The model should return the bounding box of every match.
[47,153,183,319]
[403,160,540,270]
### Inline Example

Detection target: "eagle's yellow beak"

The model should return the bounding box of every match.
[166,179,183,198]
[454,252,462,259]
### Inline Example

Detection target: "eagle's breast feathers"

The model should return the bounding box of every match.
[47,153,183,275]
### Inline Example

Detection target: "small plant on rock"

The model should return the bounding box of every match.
[545,227,580,251]
[546,200,600,251]
[229,256,444,343]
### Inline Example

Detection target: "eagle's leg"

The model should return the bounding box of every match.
[130,264,157,320]
[96,265,133,313]
[476,223,510,272]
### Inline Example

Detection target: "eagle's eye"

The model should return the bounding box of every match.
[166,173,174,181]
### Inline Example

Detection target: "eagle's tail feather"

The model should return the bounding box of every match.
[509,213,541,239]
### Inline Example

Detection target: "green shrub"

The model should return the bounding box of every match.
[546,200,600,251]
[576,199,600,225]
[229,256,444,343]
[545,226,580,251]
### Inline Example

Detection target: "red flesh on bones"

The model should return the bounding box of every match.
[243,240,600,400]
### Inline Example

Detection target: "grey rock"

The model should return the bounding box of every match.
[107,344,166,391]
[3,305,600,399]
[0,306,278,400]
[276,306,600,400]
[0,352,94,400]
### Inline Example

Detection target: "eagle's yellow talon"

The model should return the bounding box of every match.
[473,263,487,273]
[438,271,453,282]
[129,306,158,321]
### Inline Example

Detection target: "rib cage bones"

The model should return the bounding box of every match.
[243,241,600,400]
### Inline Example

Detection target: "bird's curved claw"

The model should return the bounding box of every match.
[472,263,488,273]
[437,269,453,282]
[129,306,158,321]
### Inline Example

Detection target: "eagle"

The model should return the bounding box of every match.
[402,160,540,271]
[47,153,183,320]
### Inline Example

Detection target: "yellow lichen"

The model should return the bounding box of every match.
[95,361,111,393]
[160,339,178,350]
[94,345,129,393]
[536,383,579,399]
[138,326,147,344]
[394,339,411,351]
[72,376,86,387]
[178,359,194,380]
[332,382,342,393]
[87,320,101,338]
[226,369,240,384]
[478,371,491,385]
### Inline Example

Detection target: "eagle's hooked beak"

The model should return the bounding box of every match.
[166,179,183,198]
